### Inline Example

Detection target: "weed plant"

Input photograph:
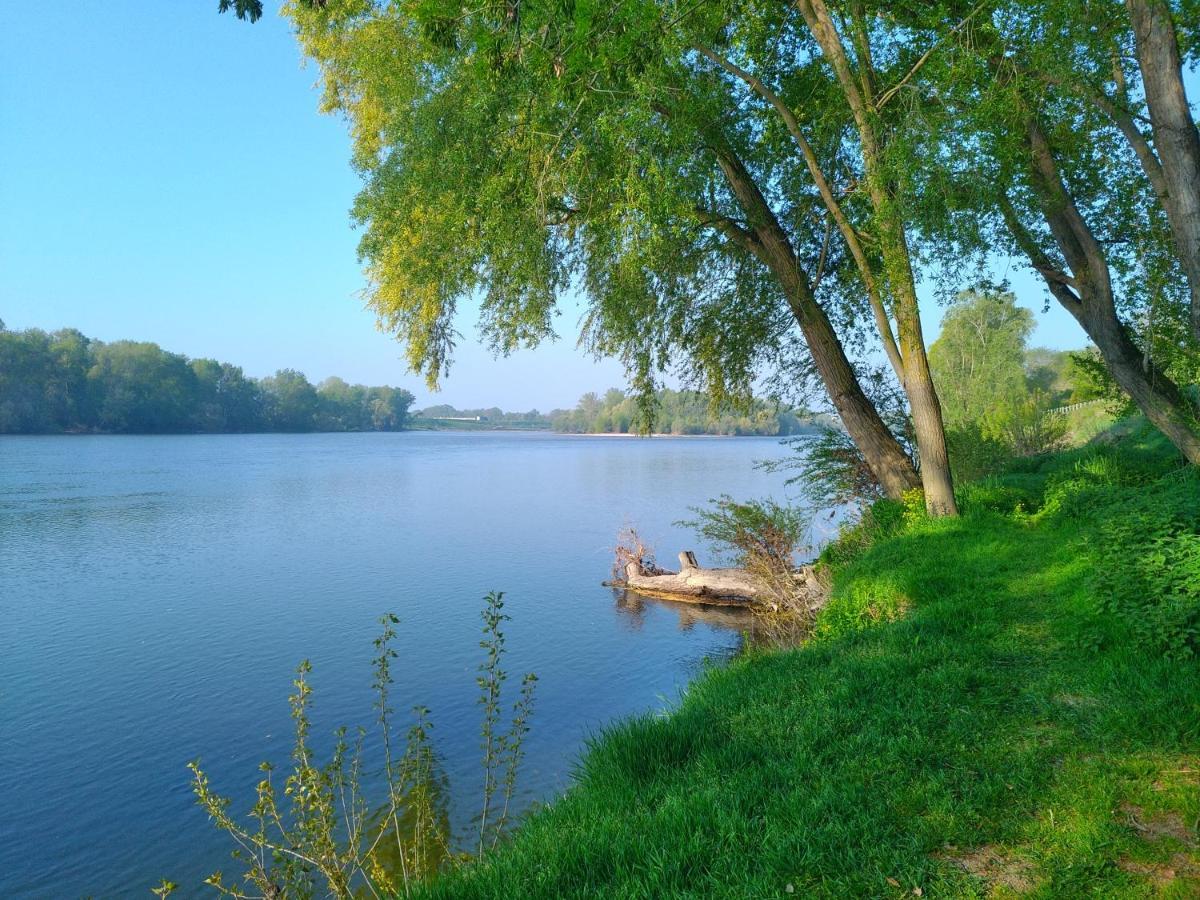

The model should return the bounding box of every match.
[165,592,535,898]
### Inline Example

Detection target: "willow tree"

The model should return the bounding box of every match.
[924,4,1200,463]
[687,0,968,515]
[225,0,926,499]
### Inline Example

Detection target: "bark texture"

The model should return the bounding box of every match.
[1127,0,1200,339]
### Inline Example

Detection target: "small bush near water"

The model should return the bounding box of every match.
[158,592,536,898]
[678,495,821,633]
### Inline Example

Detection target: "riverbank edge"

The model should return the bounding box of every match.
[418,418,1200,897]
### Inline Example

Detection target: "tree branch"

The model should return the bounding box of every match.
[874,2,988,111]
[1036,71,1169,207]
[694,206,762,252]
[692,42,906,379]
[849,2,877,100]
[812,212,834,292]
[1024,116,1115,305]
[997,192,1082,308]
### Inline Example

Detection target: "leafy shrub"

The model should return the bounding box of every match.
[1092,475,1200,660]
[757,427,886,510]
[679,496,817,627]
[983,390,1068,458]
[760,399,917,512]
[946,421,1011,482]
[681,495,808,569]
[942,393,1068,486]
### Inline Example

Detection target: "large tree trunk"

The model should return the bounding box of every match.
[897,301,958,515]
[795,0,959,516]
[1127,0,1200,340]
[788,279,924,499]
[883,223,958,516]
[710,145,922,499]
[1070,299,1200,463]
[1008,117,1200,464]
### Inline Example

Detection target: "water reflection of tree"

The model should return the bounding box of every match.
[612,588,806,650]
[613,588,754,633]
[613,588,650,631]
[366,755,453,884]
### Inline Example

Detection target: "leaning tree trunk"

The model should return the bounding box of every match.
[788,281,924,499]
[711,144,922,500]
[1010,116,1200,465]
[795,0,958,516]
[1071,299,1200,463]
[1127,0,1200,340]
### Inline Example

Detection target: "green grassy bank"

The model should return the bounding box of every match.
[424,422,1199,898]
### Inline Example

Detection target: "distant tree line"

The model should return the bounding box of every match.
[413,404,552,429]
[551,388,814,436]
[0,324,414,434]
[416,389,822,436]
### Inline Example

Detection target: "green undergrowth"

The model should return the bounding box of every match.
[422,419,1200,898]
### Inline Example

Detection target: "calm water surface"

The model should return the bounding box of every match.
[0,431,813,897]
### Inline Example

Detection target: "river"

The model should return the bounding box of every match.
[0,431,816,896]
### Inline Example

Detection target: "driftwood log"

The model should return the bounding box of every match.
[608,550,824,609]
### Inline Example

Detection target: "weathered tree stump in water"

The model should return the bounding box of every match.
[607,550,824,609]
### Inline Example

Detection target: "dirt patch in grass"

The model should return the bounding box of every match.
[1120,803,1199,848]
[1117,853,1199,890]
[939,845,1040,895]
[1051,693,1099,709]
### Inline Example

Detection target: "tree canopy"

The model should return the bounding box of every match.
[929,290,1034,425]
[242,0,967,505]
[221,0,1200,480]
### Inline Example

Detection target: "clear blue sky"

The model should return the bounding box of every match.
[1,3,1085,411]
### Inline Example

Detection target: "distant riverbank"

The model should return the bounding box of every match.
[411,423,824,437]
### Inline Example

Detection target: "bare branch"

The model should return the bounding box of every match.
[874,2,988,111]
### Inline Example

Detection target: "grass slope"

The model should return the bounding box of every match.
[426,422,1200,898]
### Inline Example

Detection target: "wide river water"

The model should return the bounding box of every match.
[0,431,816,897]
